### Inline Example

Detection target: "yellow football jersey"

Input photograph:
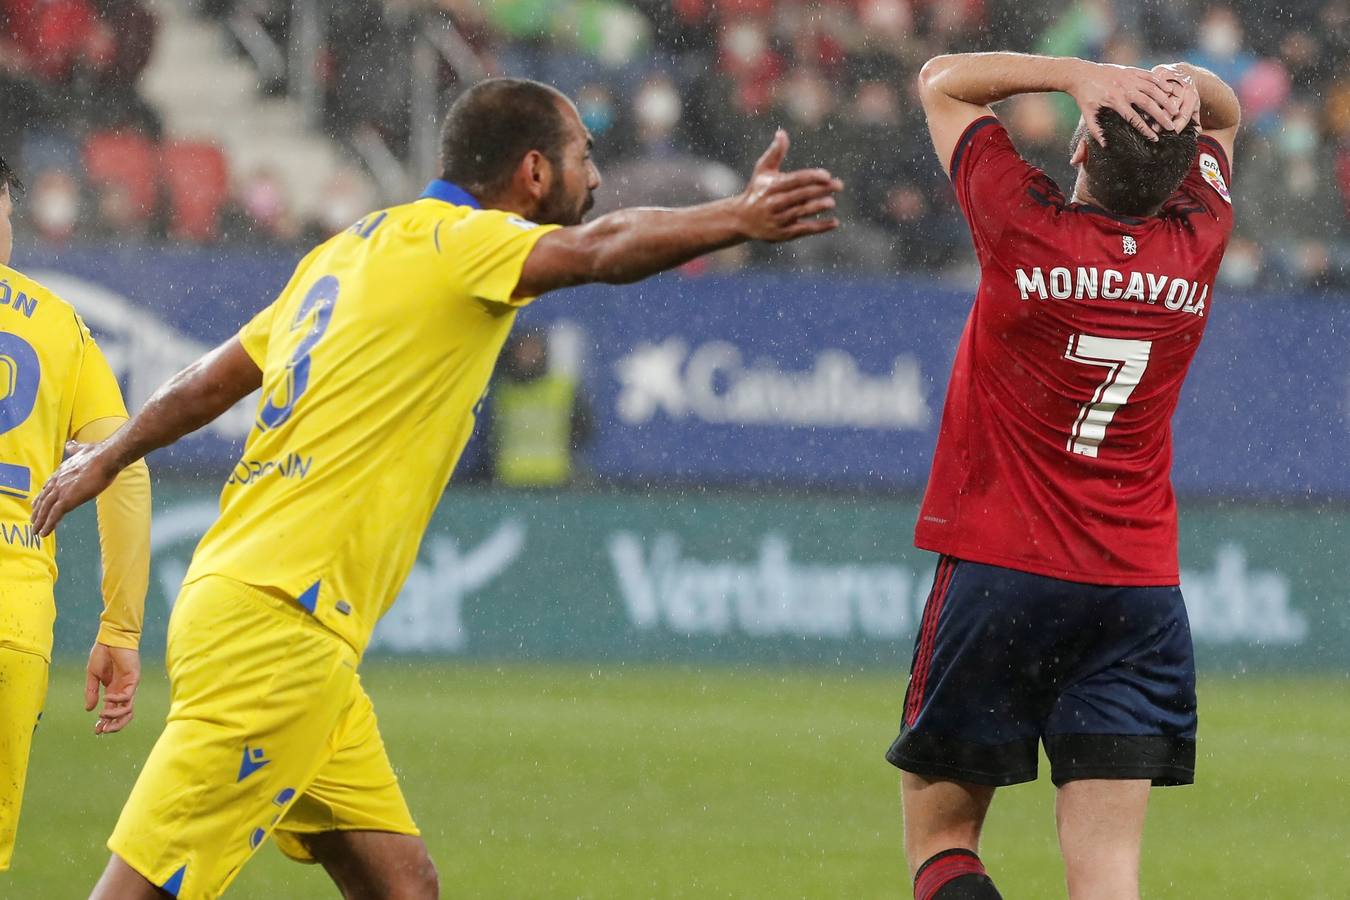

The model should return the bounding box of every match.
[185,182,560,654]
[0,265,127,655]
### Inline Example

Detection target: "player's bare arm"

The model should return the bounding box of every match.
[1151,62,1240,163]
[31,338,262,536]
[917,52,1187,175]
[514,130,842,297]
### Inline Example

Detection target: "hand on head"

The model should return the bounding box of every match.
[1152,64,1202,128]
[1071,62,1194,146]
[738,129,844,242]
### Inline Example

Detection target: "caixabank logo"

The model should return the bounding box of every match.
[612,337,931,430]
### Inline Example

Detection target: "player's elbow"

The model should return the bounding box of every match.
[917,56,952,101]
[1223,84,1242,127]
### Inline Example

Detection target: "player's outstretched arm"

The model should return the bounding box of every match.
[918,52,1187,174]
[31,337,262,537]
[513,130,842,297]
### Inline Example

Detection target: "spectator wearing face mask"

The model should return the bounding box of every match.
[235,167,299,242]
[716,17,784,118]
[303,165,378,243]
[764,68,836,176]
[576,81,635,161]
[591,72,740,215]
[768,70,897,274]
[1189,5,1256,89]
[28,168,82,243]
[1217,235,1267,290]
[1243,100,1350,289]
[632,73,683,158]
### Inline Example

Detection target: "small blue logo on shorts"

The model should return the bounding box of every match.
[237,745,271,782]
[161,864,187,896]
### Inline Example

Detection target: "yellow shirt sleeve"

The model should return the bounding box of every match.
[237,299,276,367]
[238,243,329,364]
[446,210,561,307]
[68,323,129,437]
[74,415,151,650]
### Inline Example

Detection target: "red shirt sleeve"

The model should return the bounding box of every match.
[1169,135,1234,231]
[949,116,1044,259]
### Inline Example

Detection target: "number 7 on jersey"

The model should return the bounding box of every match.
[1063,334,1152,458]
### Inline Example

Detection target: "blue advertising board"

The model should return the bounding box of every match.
[16,244,1350,496]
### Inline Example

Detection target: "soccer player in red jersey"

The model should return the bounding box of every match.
[886,53,1240,899]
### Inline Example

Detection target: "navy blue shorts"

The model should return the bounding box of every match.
[887,556,1197,787]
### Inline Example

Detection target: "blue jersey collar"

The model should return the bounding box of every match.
[420,180,481,209]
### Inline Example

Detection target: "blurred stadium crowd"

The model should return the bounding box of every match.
[1,0,1347,290]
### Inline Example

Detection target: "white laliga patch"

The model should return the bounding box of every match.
[1122,235,1137,256]
[1199,153,1231,204]
[506,215,540,230]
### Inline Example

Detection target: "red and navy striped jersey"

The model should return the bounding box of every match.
[915,116,1234,585]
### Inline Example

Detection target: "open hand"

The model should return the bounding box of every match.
[737,130,843,242]
[86,642,140,735]
[1070,62,1184,145]
[31,439,118,537]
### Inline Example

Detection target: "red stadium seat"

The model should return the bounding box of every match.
[82,130,160,224]
[162,140,230,243]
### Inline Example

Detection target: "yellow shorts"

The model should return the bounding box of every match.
[0,647,48,871]
[109,576,417,899]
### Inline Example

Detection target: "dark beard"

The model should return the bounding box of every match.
[536,181,593,226]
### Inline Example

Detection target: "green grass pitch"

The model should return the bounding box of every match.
[6,664,1348,897]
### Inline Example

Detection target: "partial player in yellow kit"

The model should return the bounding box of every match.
[33,78,842,899]
[0,158,151,872]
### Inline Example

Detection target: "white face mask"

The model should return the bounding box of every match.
[786,88,828,125]
[1286,158,1316,195]
[860,0,912,33]
[636,83,681,132]
[723,22,767,66]
[1220,244,1260,288]
[1199,20,1241,58]
[321,193,367,234]
[34,183,78,235]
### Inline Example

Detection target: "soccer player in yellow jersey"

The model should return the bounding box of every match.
[33,78,841,899]
[0,157,151,873]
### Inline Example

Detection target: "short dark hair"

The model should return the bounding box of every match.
[0,155,23,200]
[439,78,571,199]
[1082,109,1198,217]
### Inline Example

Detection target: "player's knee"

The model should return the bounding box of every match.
[420,857,441,899]
[401,852,439,900]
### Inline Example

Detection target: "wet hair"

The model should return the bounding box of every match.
[439,78,571,199]
[0,155,23,200]
[1080,108,1198,217]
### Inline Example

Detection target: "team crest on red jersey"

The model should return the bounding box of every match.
[1122,235,1137,256]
